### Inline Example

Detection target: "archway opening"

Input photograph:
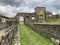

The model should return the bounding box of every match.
[19,16,24,24]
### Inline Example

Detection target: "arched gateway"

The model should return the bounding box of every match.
[15,13,36,24]
[15,7,46,24]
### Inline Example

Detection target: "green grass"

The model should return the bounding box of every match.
[46,19,60,23]
[19,22,54,45]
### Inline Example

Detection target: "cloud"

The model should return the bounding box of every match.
[0,5,16,17]
[0,0,60,17]
[51,0,60,10]
[0,0,21,7]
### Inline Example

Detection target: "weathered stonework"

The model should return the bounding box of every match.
[0,14,19,45]
[16,7,46,23]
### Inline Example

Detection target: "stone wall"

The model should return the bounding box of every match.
[25,22,60,45]
[0,17,18,45]
[0,25,18,45]
[33,23,60,39]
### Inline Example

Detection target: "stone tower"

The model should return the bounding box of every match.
[35,7,46,23]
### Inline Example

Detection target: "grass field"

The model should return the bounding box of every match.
[19,22,54,45]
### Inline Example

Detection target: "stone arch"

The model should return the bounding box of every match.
[15,13,36,24]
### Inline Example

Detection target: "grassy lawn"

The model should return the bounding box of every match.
[18,22,54,45]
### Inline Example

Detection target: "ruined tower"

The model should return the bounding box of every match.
[35,7,46,23]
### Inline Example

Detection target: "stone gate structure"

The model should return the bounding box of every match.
[15,7,46,23]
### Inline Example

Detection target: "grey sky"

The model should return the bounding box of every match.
[0,0,60,17]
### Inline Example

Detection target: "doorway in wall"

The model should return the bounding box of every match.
[19,16,24,24]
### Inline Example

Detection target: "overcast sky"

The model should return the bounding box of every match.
[0,0,60,17]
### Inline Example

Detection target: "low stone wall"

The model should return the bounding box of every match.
[0,24,18,45]
[0,26,17,45]
[25,22,60,45]
[33,23,60,39]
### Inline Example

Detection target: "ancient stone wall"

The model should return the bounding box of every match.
[25,22,60,45]
[33,23,60,39]
[0,25,18,45]
[0,16,18,45]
